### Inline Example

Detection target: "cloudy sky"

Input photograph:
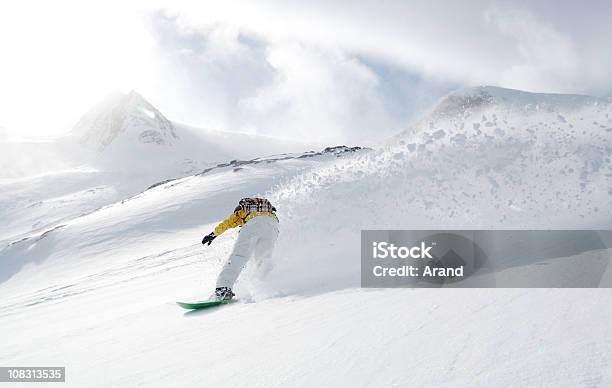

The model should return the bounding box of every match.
[1,0,611,144]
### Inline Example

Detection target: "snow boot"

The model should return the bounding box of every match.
[214,287,235,301]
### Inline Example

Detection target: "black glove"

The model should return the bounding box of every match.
[201,232,216,246]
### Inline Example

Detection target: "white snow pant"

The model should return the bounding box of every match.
[215,215,279,289]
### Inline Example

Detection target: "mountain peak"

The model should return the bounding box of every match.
[72,91,177,151]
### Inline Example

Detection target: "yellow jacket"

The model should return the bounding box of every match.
[214,210,278,236]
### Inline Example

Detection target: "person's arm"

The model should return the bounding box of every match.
[202,210,248,246]
[213,210,247,236]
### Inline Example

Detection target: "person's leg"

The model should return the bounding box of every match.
[252,217,279,276]
[215,222,259,289]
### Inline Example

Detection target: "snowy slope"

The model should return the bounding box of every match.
[253,86,612,297]
[0,146,368,288]
[0,91,318,244]
[1,86,612,386]
[2,286,611,387]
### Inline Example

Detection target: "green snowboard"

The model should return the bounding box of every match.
[176,299,236,310]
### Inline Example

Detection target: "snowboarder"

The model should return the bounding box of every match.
[201,197,279,301]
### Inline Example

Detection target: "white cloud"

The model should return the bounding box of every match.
[485,7,579,92]
[149,0,612,142]
[239,44,386,143]
[2,0,612,143]
[141,12,431,144]
[139,12,277,133]
[168,0,612,94]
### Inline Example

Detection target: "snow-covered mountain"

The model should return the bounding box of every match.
[72,91,178,150]
[282,85,612,231]
[67,91,318,174]
[252,85,612,296]
[2,91,319,181]
[0,91,322,244]
[1,86,611,386]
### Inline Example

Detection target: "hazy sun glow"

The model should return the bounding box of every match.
[0,1,155,137]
